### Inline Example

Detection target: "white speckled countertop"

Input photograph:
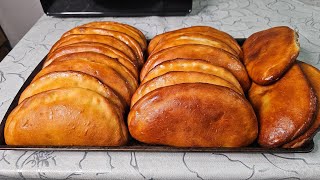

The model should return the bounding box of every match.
[1,0,320,179]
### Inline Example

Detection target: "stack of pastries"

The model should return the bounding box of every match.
[243,26,320,148]
[4,21,146,146]
[129,26,259,147]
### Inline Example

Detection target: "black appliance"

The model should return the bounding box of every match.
[40,0,193,17]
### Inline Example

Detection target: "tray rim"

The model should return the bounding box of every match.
[0,141,314,153]
[0,38,315,153]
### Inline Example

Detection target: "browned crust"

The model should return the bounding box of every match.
[243,26,300,85]
[148,26,240,57]
[19,71,125,113]
[149,33,238,58]
[48,34,137,63]
[51,52,138,91]
[131,71,244,107]
[5,88,128,146]
[33,59,132,106]
[81,21,147,51]
[61,27,144,65]
[44,42,139,78]
[249,64,317,148]
[141,44,251,91]
[141,59,243,93]
[283,62,320,148]
[129,83,258,147]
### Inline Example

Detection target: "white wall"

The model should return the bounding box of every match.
[0,0,44,47]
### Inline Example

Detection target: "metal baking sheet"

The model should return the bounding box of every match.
[0,39,314,153]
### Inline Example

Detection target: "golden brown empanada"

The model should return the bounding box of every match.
[249,64,317,148]
[283,62,320,148]
[148,26,240,58]
[150,33,237,57]
[34,59,132,106]
[243,26,299,85]
[19,71,125,112]
[48,34,136,62]
[52,52,138,88]
[141,44,251,91]
[61,27,143,65]
[5,88,128,146]
[131,71,244,107]
[82,21,147,51]
[44,42,139,77]
[129,83,258,147]
[141,59,243,94]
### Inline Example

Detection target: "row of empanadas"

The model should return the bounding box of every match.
[129,26,258,147]
[5,21,146,146]
[244,26,320,148]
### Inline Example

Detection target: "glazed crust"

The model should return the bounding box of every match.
[19,71,125,113]
[283,62,320,148]
[48,34,136,62]
[141,59,243,94]
[129,83,258,147]
[150,33,238,57]
[5,88,128,146]
[141,45,251,91]
[81,21,147,51]
[44,42,139,77]
[51,52,138,90]
[243,26,300,85]
[61,27,144,65]
[131,71,244,107]
[249,64,317,148]
[148,26,241,58]
[33,59,132,106]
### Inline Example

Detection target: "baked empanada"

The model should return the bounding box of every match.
[150,33,237,57]
[5,88,128,146]
[129,83,258,147]
[82,21,147,51]
[148,26,240,58]
[283,62,320,148]
[49,34,136,62]
[141,44,251,91]
[249,64,316,148]
[62,27,143,65]
[34,59,132,106]
[19,71,125,112]
[243,26,299,85]
[131,71,244,107]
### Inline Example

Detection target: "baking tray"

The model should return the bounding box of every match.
[0,39,314,152]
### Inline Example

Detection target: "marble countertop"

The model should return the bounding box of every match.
[1,0,320,179]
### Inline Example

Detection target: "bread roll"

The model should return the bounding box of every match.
[52,52,138,89]
[82,21,147,51]
[61,27,144,65]
[150,33,237,57]
[243,26,299,85]
[148,26,240,57]
[249,64,317,148]
[34,59,132,106]
[48,34,136,62]
[283,62,320,148]
[5,88,128,146]
[141,59,243,93]
[129,83,258,147]
[19,71,125,113]
[131,71,244,107]
[44,42,139,73]
[141,44,250,91]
